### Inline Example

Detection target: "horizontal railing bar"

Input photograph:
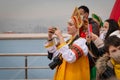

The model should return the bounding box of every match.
[0,53,48,56]
[0,33,48,39]
[0,33,69,39]
[0,66,50,70]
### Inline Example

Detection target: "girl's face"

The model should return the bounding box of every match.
[99,22,109,40]
[103,22,109,32]
[109,45,120,63]
[67,19,78,35]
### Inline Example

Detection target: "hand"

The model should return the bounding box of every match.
[54,28,62,38]
[86,32,99,43]
[86,32,92,43]
[107,60,113,68]
[91,33,98,41]
[54,28,65,44]
[48,27,55,40]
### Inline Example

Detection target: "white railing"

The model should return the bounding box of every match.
[0,33,69,39]
[0,33,48,39]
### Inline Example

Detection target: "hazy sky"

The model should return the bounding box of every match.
[0,0,115,33]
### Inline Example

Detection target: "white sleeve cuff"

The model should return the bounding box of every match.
[94,37,104,48]
[44,42,57,53]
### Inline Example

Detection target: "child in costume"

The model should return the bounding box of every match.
[45,7,90,80]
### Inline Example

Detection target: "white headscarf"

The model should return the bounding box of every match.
[110,30,120,38]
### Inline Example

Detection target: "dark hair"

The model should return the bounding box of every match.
[105,19,120,39]
[78,5,89,14]
[104,35,120,53]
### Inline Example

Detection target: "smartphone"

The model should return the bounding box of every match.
[87,24,92,37]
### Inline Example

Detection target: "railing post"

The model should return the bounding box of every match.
[25,56,28,79]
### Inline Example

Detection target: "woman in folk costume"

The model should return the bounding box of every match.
[45,7,90,80]
[96,30,120,80]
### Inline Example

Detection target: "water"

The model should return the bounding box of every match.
[0,39,55,79]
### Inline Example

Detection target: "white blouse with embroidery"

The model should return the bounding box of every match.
[45,37,88,63]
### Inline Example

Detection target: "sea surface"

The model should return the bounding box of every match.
[0,39,55,80]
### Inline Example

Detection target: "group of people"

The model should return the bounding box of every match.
[44,5,120,80]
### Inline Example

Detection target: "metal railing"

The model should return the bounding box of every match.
[0,53,51,80]
[0,33,69,39]
[0,33,69,80]
[0,34,46,80]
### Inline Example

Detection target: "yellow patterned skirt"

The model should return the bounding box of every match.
[53,56,90,80]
